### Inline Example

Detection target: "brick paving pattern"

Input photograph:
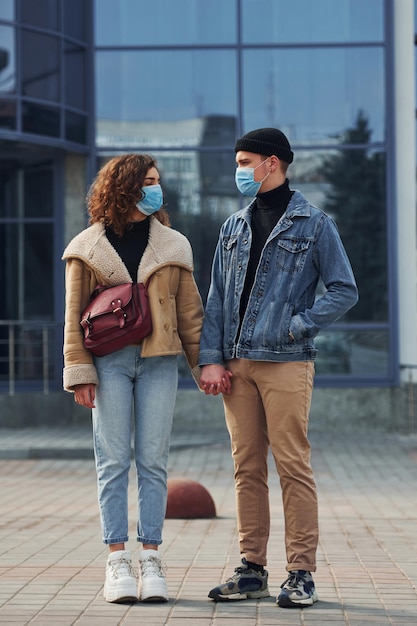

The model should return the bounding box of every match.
[0,429,416,625]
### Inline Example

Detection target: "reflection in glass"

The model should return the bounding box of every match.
[290,143,387,324]
[0,25,16,94]
[21,31,59,101]
[157,146,238,301]
[315,329,389,378]
[242,0,384,44]
[96,50,237,137]
[320,115,387,324]
[95,0,236,46]
[242,47,385,144]
[22,101,60,136]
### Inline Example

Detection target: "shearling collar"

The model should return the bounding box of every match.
[62,217,194,284]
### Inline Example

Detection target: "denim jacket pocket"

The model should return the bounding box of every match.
[276,237,312,273]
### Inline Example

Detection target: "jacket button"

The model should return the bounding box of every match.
[164,323,169,330]
[159,297,164,304]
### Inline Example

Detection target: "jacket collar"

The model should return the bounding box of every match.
[240,190,311,224]
[62,217,194,284]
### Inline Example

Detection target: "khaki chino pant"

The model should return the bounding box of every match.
[223,359,318,572]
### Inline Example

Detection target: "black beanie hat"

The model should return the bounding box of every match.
[235,127,294,164]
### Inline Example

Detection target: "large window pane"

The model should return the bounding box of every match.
[95,0,236,45]
[242,47,385,144]
[96,50,237,147]
[242,0,384,44]
[291,142,387,323]
[21,30,59,101]
[0,25,16,94]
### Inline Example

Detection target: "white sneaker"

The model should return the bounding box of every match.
[103,550,138,603]
[139,549,169,602]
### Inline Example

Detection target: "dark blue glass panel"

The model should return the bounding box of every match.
[22,101,60,137]
[0,98,15,129]
[65,110,87,144]
[64,0,88,41]
[242,0,384,43]
[21,30,59,101]
[21,0,59,31]
[95,0,236,45]
[64,42,86,110]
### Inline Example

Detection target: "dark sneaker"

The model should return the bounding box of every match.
[208,558,269,601]
[276,570,318,608]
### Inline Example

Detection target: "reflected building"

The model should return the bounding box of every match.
[0,0,416,429]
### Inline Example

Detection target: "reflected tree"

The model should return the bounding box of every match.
[163,183,223,303]
[321,110,387,322]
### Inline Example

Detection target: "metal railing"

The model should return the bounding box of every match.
[0,320,62,395]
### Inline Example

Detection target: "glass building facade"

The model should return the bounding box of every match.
[0,0,414,395]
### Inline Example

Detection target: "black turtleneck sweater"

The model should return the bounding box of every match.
[105,219,150,281]
[239,178,294,323]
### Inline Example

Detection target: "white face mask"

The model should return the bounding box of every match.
[235,158,270,196]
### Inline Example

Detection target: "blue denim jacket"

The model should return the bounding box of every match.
[198,190,358,365]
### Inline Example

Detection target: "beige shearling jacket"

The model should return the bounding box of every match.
[62,218,203,392]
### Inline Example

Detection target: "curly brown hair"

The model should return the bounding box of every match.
[87,153,170,236]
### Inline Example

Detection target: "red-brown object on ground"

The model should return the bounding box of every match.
[166,478,216,519]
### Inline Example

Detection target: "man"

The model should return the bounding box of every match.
[199,128,358,608]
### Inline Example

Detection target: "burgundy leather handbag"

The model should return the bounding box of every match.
[80,282,152,357]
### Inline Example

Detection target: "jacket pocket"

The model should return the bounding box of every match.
[275,237,312,273]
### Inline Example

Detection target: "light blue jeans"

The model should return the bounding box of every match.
[92,345,178,546]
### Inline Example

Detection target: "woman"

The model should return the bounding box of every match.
[62,154,203,604]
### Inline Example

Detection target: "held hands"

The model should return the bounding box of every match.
[73,383,96,408]
[200,364,233,396]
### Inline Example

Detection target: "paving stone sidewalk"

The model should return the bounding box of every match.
[0,429,416,625]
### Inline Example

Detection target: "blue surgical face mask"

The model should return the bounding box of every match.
[136,184,163,216]
[235,158,270,196]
